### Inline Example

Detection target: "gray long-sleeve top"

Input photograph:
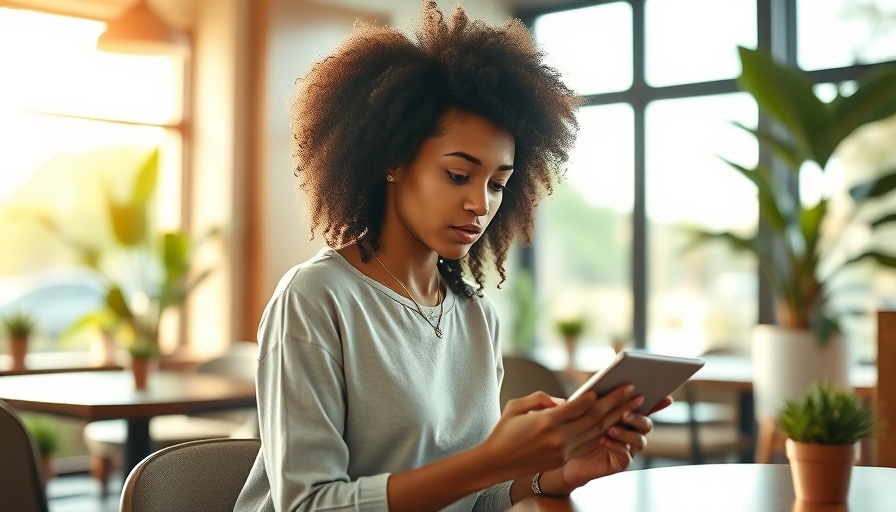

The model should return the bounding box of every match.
[234,248,514,511]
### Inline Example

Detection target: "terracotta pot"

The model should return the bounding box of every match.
[41,455,53,490]
[786,439,855,503]
[130,357,157,390]
[10,336,28,371]
[563,335,579,370]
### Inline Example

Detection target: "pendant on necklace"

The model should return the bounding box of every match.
[435,327,443,338]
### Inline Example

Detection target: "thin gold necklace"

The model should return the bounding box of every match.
[372,252,444,338]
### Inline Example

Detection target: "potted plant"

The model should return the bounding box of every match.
[684,46,896,423]
[556,316,587,371]
[778,382,874,503]
[1,310,38,371]
[38,150,219,389]
[21,413,61,489]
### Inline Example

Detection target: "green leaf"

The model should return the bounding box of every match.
[870,213,896,229]
[733,122,803,170]
[831,65,896,144]
[162,231,191,275]
[800,200,827,259]
[106,150,159,247]
[848,170,896,202]
[132,150,160,205]
[719,159,789,232]
[106,197,147,247]
[842,250,896,270]
[679,229,757,256]
[105,286,134,322]
[737,46,834,166]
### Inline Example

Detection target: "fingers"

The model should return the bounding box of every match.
[618,410,654,436]
[552,385,641,457]
[600,436,636,468]
[647,396,674,415]
[605,424,648,457]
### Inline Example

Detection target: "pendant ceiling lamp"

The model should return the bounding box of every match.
[96,0,187,56]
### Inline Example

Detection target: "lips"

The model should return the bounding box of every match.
[451,224,482,244]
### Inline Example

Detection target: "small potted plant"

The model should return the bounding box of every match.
[555,316,587,371]
[778,381,874,504]
[1,310,38,371]
[22,414,61,489]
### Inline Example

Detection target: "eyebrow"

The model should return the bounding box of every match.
[444,151,514,171]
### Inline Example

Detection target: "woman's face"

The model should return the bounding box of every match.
[388,109,515,260]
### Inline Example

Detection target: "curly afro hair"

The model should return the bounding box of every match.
[289,0,578,298]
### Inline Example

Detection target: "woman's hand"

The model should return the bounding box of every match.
[479,384,640,483]
[548,395,674,491]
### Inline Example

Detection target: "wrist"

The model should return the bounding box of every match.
[535,468,573,497]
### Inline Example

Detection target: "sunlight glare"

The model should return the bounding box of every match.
[0,8,181,124]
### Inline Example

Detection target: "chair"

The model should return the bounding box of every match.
[641,346,754,466]
[120,437,260,512]
[0,399,50,512]
[500,355,567,409]
[84,343,259,495]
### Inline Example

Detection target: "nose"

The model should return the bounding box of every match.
[464,184,489,217]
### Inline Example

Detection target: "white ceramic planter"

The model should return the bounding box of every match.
[752,325,850,421]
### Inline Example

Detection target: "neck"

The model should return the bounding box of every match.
[371,250,441,307]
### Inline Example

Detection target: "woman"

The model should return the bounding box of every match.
[234,2,666,511]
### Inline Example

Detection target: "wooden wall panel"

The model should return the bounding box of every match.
[876,310,896,467]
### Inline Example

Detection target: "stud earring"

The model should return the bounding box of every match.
[386,174,394,182]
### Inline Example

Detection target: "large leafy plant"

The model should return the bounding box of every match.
[42,150,219,357]
[687,46,896,341]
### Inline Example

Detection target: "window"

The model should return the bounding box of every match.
[0,8,185,352]
[526,0,896,361]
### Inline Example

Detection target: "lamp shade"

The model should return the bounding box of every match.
[96,0,186,56]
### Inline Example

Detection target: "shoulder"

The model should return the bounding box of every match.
[261,248,365,332]
[257,248,357,361]
[272,248,352,296]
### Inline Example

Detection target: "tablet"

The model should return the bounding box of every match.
[567,350,705,415]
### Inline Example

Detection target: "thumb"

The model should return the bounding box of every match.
[502,391,560,416]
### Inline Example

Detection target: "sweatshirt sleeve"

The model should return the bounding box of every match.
[472,481,514,511]
[256,283,391,512]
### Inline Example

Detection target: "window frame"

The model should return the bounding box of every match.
[518,0,896,353]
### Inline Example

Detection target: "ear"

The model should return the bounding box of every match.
[386,165,403,182]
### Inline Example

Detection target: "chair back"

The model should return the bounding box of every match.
[120,437,261,512]
[0,399,49,512]
[500,355,566,409]
[193,351,259,436]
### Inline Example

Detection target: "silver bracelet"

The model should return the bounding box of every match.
[531,472,545,496]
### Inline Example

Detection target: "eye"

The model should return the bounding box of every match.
[489,181,506,193]
[446,171,470,183]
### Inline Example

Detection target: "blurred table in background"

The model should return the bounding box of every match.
[0,370,256,477]
[508,464,896,512]
[0,351,122,376]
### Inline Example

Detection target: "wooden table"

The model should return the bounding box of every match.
[509,464,896,512]
[0,351,122,376]
[0,370,256,475]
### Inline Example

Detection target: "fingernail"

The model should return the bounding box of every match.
[623,384,635,395]
[634,396,645,406]
[623,412,633,420]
